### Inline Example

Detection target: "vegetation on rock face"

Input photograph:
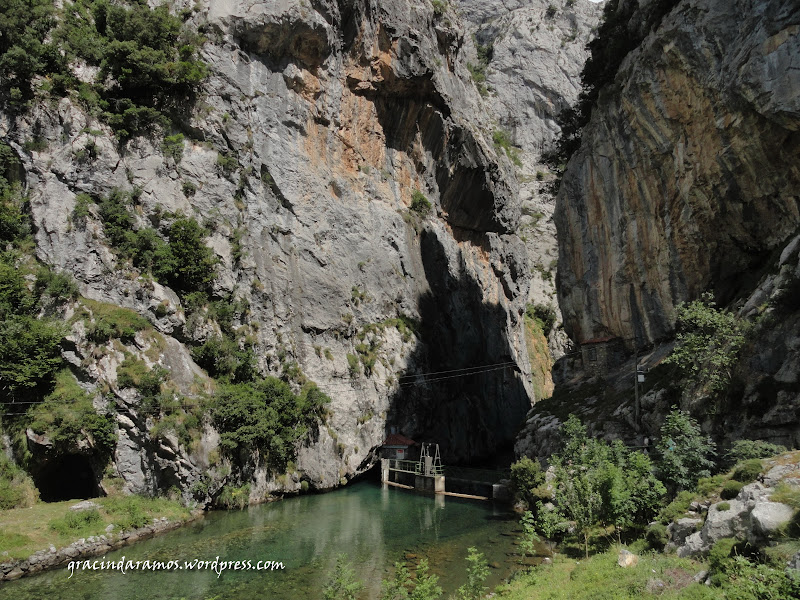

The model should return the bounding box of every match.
[1,0,207,137]
[663,293,748,396]
[211,378,329,473]
[27,369,116,455]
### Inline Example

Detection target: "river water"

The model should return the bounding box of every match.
[2,481,521,599]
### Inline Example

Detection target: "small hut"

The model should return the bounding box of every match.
[580,336,624,377]
[380,433,417,460]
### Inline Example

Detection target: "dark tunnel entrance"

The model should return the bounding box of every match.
[35,454,99,502]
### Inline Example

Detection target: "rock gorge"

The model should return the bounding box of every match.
[0,0,597,504]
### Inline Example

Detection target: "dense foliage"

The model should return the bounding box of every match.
[1,0,207,137]
[95,189,217,298]
[655,409,716,494]
[663,292,748,395]
[211,378,329,472]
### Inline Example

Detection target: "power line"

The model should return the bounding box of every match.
[1,360,522,409]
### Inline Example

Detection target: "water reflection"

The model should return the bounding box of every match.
[2,482,518,600]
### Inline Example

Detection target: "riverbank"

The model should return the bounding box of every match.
[0,496,200,582]
[496,550,720,599]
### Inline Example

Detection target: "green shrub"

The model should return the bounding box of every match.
[211,377,329,472]
[216,152,238,174]
[192,335,256,383]
[724,440,786,468]
[696,474,726,496]
[492,129,523,167]
[0,315,65,403]
[659,490,698,524]
[323,554,363,600]
[181,181,197,197]
[510,456,546,508]
[161,133,185,163]
[721,480,744,500]
[731,459,763,484]
[655,409,716,493]
[663,293,748,395]
[708,537,738,577]
[526,303,557,337]
[28,369,117,454]
[49,509,102,536]
[35,267,78,303]
[716,502,731,511]
[645,522,669,551]
[0,453,38,509]
[457,547,489,600]
[431,0,447,17]
[217,483,251,509]
[84,300,150,344]
[410,189,432,215]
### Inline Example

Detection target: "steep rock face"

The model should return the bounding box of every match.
[457,0,602,367]
[555,0,800,348]
[3,0,539,501]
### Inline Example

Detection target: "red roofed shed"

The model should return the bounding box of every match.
[381,433,418,460]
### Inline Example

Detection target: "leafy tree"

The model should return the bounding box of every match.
[323,554,364,600]
[655,409,716,494]
[510,456,545,508]
[663,292,748,394]
[0,315,65,404]
[211,377,329,472]
[519,511,540,559]
[532,501,564,555]
[457,547,489,600]
[155,217,217,296]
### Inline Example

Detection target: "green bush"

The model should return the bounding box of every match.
[663,293,748,395]
[716,502,731,511]
[732,459,763,484]
[161,133,185,163]
[410,189,432,215]
[724,440,786,468]
[526,303,557,337]
[720,480,744,500]
[84,300,150,344]
[492,129,523,167]
[655,409,716,493]
[323,554,363,600]
[708,537,738,578]
[211,377,329,472]
[192,335,256,383]
[217,483,251,509]
[658,490,698,524]
[510,456,546,508]
[49,508,102,536]
[645,522,669,551]
[0,453,38,509]
[27,369,117,454]
[0,315,65,403]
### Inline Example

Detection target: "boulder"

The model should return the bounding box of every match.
[617,549,639,568]
[749,502,795,539]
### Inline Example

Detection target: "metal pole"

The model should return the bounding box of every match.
[634,346,640,432]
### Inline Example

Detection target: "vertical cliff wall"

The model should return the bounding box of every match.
[1,0,542,501]
[555,0,800,348]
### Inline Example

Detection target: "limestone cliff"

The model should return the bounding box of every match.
[517,0,800,458]
[1,0,545,503]
[555,0,800,348]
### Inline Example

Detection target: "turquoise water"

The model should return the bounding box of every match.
[1,482,521,599]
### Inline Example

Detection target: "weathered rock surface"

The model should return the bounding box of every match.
[556,0,800,348]
[1,0,566,501]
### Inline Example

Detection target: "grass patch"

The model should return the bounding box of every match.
[0,494,191,561]
[496,550,721,599]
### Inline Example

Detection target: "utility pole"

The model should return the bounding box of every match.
[634,345,640,432]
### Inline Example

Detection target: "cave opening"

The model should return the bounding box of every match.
[35,454,99,502]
